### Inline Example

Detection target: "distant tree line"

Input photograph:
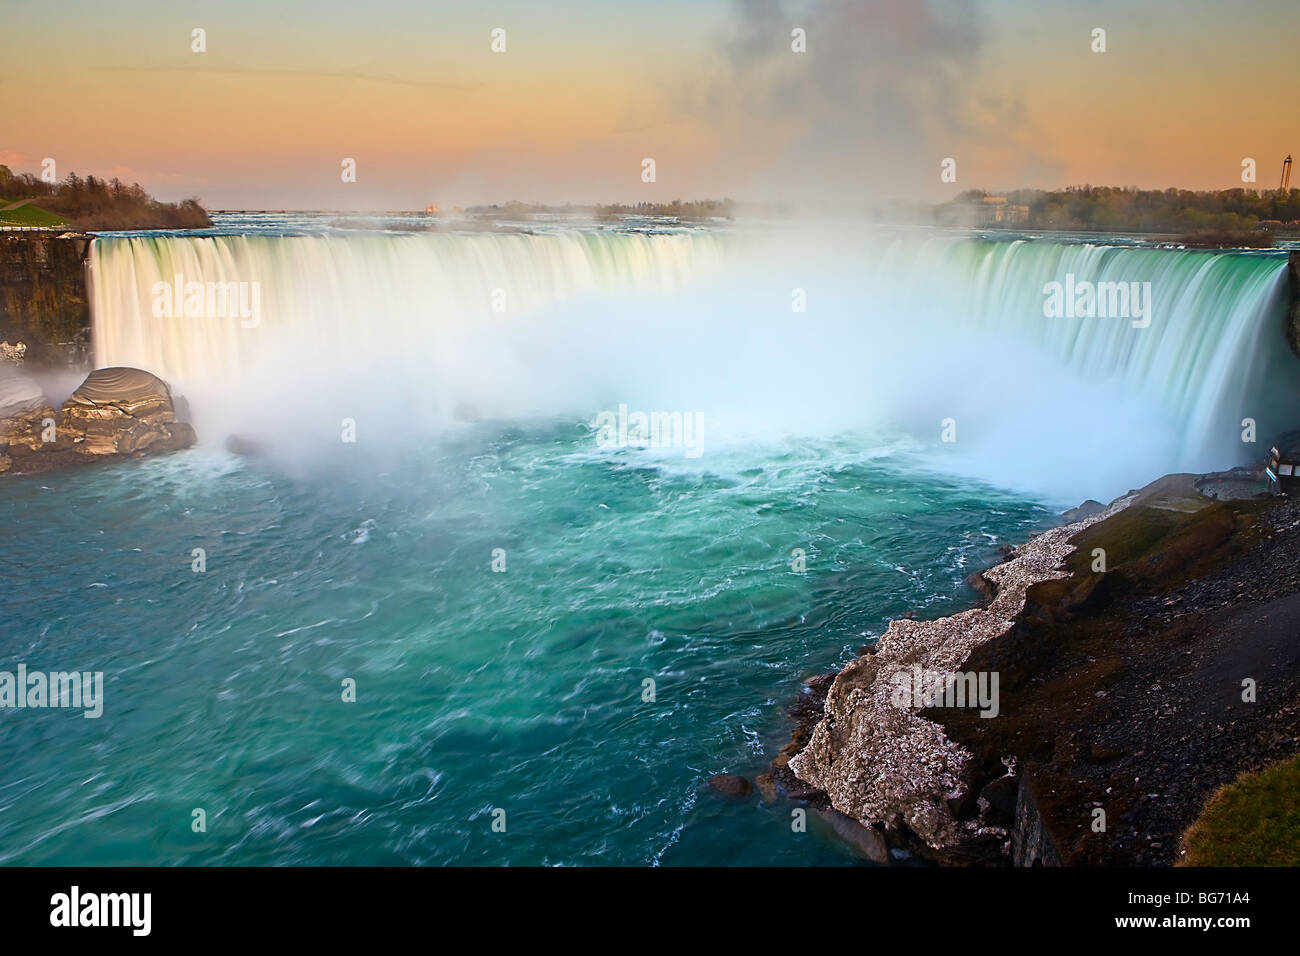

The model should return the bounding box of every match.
[948,186,1300,234]
[466,199,734,221]
[0,166,211,230]
[593,199,734,221]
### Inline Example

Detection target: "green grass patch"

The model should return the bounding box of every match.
[1181,754,1300,865]
[0,203,69,227]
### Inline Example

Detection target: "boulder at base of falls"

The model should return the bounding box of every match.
[0,366,196,476]
[707,773,754,798]
[816,808,891,864]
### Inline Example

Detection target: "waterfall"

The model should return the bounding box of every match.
[90,231,721,385]
[919,239,1294,453]
[87,229,1298,499]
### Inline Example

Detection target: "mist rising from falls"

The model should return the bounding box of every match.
[88,229,1299,503]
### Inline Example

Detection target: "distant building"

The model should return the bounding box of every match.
[938,195,1030,227]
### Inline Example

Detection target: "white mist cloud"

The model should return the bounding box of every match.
[687,0,1055,202]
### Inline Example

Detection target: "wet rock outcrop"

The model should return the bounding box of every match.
[707,773,754,798]
[0,366,195,475]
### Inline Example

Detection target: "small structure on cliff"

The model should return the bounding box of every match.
[1266,431,1300,493]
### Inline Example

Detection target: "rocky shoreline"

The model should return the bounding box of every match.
[758,466,1300,865]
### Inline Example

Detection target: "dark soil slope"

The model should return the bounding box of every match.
[937,476,1300,864]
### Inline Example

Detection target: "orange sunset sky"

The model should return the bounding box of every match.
[4,0,1298,209]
